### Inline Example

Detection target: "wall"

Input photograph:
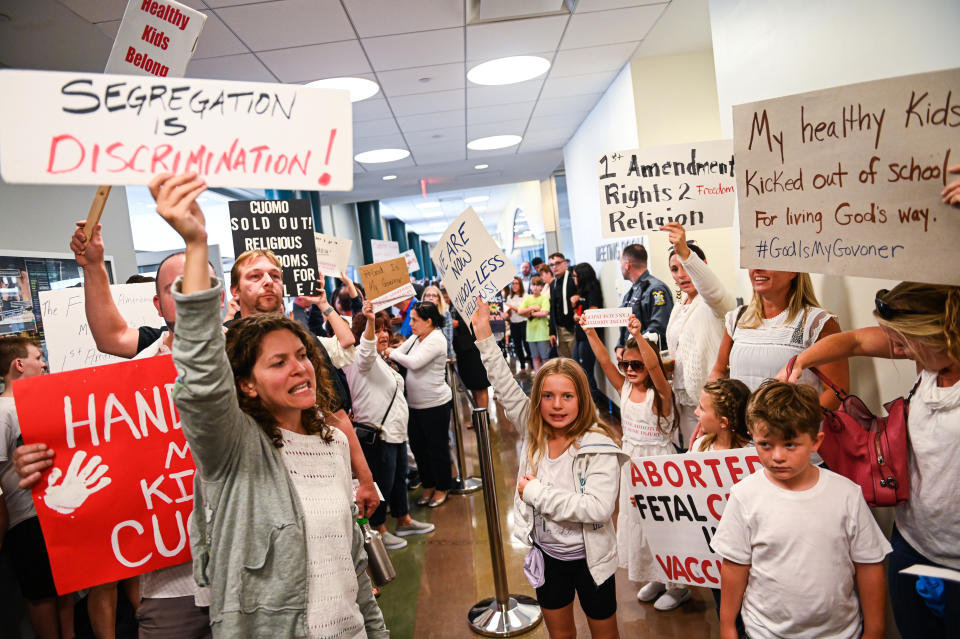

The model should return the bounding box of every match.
[320,202,364,272]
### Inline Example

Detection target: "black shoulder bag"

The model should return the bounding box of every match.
[353,378,401,447]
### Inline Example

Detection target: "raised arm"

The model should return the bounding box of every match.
[355,301,378,372]
[580,315,625,394]
[812,318,849,410]
[662,222,735,316]
[472,297,531,428]
[709,330,734,382]
[628,316,672,410]
[778,326,899,383]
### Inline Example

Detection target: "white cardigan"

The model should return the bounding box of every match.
[389,329,452,409]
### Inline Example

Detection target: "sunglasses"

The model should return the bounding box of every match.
[874,289,926,320]
[617,359,645,372]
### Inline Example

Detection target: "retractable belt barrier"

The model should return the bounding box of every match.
[446,359,482,495]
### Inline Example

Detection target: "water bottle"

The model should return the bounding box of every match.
[358,518,396,586]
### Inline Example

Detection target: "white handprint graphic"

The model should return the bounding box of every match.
[43,450,112,515]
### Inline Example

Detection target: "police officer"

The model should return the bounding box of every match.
[616,243,673,357]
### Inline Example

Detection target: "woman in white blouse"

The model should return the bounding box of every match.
[385,301,454,508]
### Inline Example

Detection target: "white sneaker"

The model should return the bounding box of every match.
[637,581,666,602]
[380,531,408,550]
[654,588,691,611]
[395,518,436,536]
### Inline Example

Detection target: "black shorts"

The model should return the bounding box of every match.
[6,516,58,601]
[535,549,617,620]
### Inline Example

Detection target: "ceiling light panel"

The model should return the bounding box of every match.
[467,135,522,150]
[306,77,380,102]
[467,56,551,86]
[355,149,411,163]
[464,196,489,203]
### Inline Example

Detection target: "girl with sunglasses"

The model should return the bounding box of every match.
[581,314,684,610]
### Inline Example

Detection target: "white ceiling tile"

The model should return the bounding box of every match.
[96,20,121,38]
[191,12,249,59]
[389,89,464,116]
[378,63,465,97]
[574,0,667,12]
[204,0,273,7]
[468,120,528,139]
[410,142,467,164]
[466,14,567,61]
[550,41,637,77]
[353,98,394,122]
[355,118,402,138]
[397,110,465,132]
[519,131,571,153]
[356,133,408,152]
[62,0,203,22]
[259,41,371,83]
[216,0,354,51]
[343,0,464,37]
[405,126,465,146]
[539,70,617,98]
[527,112,588,132]
[467,147,520,160]
[187,53,276,82]
[364,28,463,72]
[468,102,536,125]
[560,4,666,49]
[531,93,600,116]
[467,80,543,108]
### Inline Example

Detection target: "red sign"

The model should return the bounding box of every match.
[13,355,194,594]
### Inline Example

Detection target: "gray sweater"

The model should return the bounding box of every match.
[172,280,387,638]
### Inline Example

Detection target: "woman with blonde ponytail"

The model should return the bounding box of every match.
[781,282,960,639]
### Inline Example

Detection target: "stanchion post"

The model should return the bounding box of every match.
[447,360,481,495]
[467,408,541,637]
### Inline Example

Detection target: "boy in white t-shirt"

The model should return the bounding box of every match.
[710,382,891,639]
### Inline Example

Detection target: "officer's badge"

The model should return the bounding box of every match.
[652,290,666,306]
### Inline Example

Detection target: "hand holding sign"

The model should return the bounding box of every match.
[151,172,208,244]
[470,296,493,341]
[943,164,960,206]
[44,451,112,515]
[70,221,106,267]
[660,222,691,261]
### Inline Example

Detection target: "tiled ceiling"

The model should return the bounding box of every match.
[2,0,713,207]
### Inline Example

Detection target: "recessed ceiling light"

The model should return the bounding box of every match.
[467,56,551,86]
[382,175,397,180]
[415,201,441,209]
[464,195,489,204]
[474,164,489,170]
[468,135,521,151]
[305,77,380,102]
[423,211,444,218]
[473,205,487,212]
[355,148,410,163]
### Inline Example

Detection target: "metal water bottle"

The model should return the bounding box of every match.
[358,518,396,586]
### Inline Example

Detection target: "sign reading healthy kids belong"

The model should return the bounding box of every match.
[0,69,352,190]
[430,207,516,320]
[105,0,205,78]
[734,68,960,285]
[628,449,763,588]
[13,355,193,594]
[598,140,735,238]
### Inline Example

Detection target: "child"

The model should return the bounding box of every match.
[473,298,625,639]
[518,276,551,371]
[581,315,686,611]
[691,379,752,452]
[711,382,890,639]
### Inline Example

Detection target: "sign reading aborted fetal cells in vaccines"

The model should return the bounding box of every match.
[598,139,735,238]
[0,69,352,190]
[229,199,319,297]
[734,67,960,285]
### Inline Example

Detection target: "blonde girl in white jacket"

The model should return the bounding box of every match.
[472,298,626,639]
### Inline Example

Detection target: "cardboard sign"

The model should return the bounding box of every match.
[371,283,416,313]
[358,257,410,301]
[314,232,351,276]
[39,283,164,373]
[370,239,400,263]
[0,69,352,190]
[598,140,736,237]
[734,68,960,285]
[229,199,319,297]
[13,355,193,594]
[429,207,516,320]
[581,307,633,328]
[105,0,206,78]
[626,449,763,589]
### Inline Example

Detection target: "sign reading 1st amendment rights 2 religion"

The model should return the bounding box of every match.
[0,69,352,190]
[734,67,960,285]
[598,139,735,238]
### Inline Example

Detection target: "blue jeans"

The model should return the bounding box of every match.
[360,438,410,528]
[888,526,958,638]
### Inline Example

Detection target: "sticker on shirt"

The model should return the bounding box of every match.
[622,417,666,442]
[652,290,666,306]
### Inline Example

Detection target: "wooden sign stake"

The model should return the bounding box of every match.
[83,185,112,242]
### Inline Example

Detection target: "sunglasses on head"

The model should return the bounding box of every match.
[874,289,926,321]
[617,359,645,372]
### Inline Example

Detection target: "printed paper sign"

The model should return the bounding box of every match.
[598,140,736,238]
[626,449,763,588]
[358,257,410,301]
[313,232,351,276]
[229,199,319,297]
[734,68,960,285]
[105,0,206,78]
[13,355,193,594]
[371,239,400,263]
[429,207,516,320]
[39,283,164,373]
[402,249,420,274]
[371,283,416,313]
[0,69,352,190]
[581,307,633,328]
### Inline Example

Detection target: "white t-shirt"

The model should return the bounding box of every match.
[619,381,672,445]
[895,369,960,569]
[711,468,891,639]
[533,446,586,560]
[0,396,37,528]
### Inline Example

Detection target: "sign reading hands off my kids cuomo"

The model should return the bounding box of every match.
[13,355,194,595]
[0,69,352,190]
[598,139,736,238]
[627,449,763,589]
[430,207,516,320]
[734,68,960,285]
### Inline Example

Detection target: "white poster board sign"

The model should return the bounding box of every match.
[734,68,960,285]
[371,239,400,263]
[39,283,164,373]
[598,139,735,238]
[626,449,763,588]
[0,69,352,190]
[402,249,420,274]
[105,0,206,78]
[314,232,351,276]
[581,307,633,328]
[371,283,417,313]
[429,207,516,320]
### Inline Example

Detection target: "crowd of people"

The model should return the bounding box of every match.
[0,168,956,639]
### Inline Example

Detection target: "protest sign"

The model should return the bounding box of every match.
[371,239,400,263]
[626,449,763,588]
[39,283,163,373]
[229,199,319,297]
[0,69,352,190]
[734,68,960,285]
[358,257,410,301]
[371,283,416,313]
[13,355,193,594]
[402,249,420,274]
[105,0,205,78]
[314,232,351,276]
[429,207,516,320]
[598,140,735,238]
[581,307,633,328]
